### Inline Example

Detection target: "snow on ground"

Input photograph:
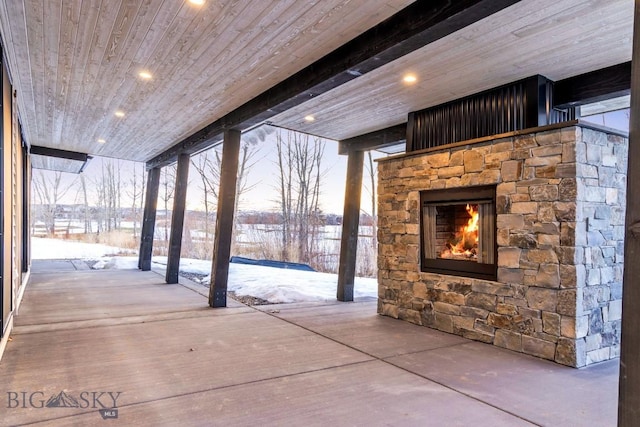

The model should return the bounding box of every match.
[32,237,136,259]
[31,237,377,303]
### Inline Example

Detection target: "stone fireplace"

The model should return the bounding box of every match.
[377,123,627,367]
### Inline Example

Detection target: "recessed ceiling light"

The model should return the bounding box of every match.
[97,138,106,144]
[403,74,417,84]
[188,0,205,5]
[138,71,152,80]
[304,115,315,122]
[115,110,125,118]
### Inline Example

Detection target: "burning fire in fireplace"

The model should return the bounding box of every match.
[420,185,496,280]
[440,204,479,260]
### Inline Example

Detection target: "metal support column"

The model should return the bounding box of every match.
[618,1,640,425]
[337,150,364,302]
[209,130,241,307]
[165,153,190,283]
[138,167,161,271]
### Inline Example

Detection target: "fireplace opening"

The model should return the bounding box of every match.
[420,185,497,280]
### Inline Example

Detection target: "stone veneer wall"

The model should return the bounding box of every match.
[377,125,627,367]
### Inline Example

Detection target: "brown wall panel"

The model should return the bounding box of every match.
[2,59,11,333]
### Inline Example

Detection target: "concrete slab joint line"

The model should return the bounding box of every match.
[0,269,618,426]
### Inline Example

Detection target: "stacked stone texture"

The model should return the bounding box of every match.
[377,126,627,367]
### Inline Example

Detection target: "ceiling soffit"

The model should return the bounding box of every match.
[147,0,523,168]
[0,0,413,162]
[270,0,633,141]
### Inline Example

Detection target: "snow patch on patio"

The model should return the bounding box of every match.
[31,237,377,303]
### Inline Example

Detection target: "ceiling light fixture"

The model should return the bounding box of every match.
[138,71,152,80]
[97,138,106,144]
[115,110,125,118]
[304,115,315,122]
[188,0,205,5]
[403,74,417,84]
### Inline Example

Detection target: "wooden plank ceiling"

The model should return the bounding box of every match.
[0,0,413,162]
[0,0,633,164]
[271,0,634,141]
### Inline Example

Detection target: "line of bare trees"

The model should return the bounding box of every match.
[189,128,265,256]
[32,159,146,248]
[31,125,380,276]
[188,127,335,270]
[32,171,75,235]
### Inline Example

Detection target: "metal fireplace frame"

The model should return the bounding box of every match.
[419,185,497,281]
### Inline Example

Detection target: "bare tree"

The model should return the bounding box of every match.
[234,140,261,236]
[127,163,145,238]
[191,137,261,252]
[276,132,293,260]
[191,151,219,245]
[93,159,123,232]
[275,129,325,266]
[159,164,177,243]
[80,174,92,233]
[365,150,377,249]
[116,160,122,229]
[356,150,378,277]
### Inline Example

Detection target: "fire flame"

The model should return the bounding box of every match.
[441,204,479,259]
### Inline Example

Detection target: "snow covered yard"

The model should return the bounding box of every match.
[31,237,377,303]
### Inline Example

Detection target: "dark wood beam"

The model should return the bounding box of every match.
[618,4,640,425]
[554,62,631,109]
[30,145,89,162]
[138,167,161,271]
[147,0,521,169]
[165,154,190,284]
[338,124,407,154]
[209,130,241,308]
[337,150,364,302]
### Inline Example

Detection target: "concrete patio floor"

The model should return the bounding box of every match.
[0,262,619,426]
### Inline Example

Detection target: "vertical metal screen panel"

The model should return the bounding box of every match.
[408,80,527,151]
[407,76,575,152]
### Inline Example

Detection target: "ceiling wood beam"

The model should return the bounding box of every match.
[554,61,631,109]
[30,145,89,162]
[146,0,522,169]
[30,145,92,173]
[338,124,407,154]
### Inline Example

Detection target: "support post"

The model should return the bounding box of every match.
[618,2,640,425]
[337,150,364,302]
[138,167,161,271]
[165,153,190,283]
[209,130,241,307]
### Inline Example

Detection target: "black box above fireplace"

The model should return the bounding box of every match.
[420,185,497,280]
